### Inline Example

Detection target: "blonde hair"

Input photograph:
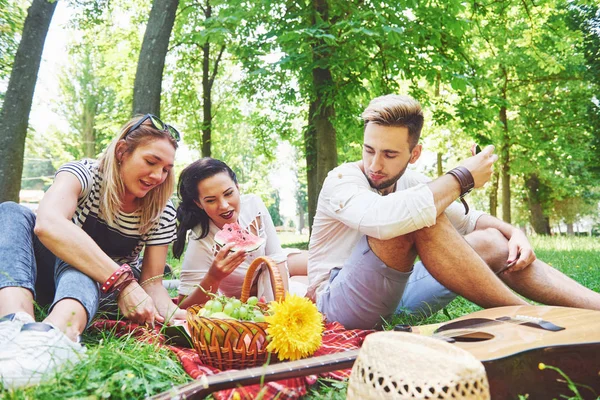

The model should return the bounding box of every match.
[361,94,424,149]
[97,116,178,235]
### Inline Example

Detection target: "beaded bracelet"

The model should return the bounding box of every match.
[101,264,133,294]
[139,274,164,288]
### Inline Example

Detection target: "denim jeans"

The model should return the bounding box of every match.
[0,202,101,326]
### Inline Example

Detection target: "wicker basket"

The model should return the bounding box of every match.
[187,256,285,370]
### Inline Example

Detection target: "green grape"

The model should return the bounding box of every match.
[231,308,240,319]
[246,296,259,306]
[253,313,266,323]
[204,300,214,311]
[223,302,235,316]
[211,300,223,313]
[232,299,242,309]
[238,306,249,319]
[199,308,212,318]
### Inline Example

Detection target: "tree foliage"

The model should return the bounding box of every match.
[2,0,598,233]
[453,0,600,232]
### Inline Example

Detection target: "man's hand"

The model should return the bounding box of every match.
[503,229,537,273]
[117,281,164,326]
[206,243,247,282]
[460,145,498,188]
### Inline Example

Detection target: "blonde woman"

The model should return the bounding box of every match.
[0,114,186,389]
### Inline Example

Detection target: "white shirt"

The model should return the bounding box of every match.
[178,194,287,300]
[307,162,484,298]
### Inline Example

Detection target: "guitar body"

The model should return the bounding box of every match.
[416,305,600,399]
[154,305,600,400]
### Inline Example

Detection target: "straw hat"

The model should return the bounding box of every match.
[347,332,490,399]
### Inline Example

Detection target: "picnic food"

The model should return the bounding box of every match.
[198,294,270,322]
[214,222,265,252]
[187,256,284,369]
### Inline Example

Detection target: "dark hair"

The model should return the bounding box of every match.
[172,158,238,259]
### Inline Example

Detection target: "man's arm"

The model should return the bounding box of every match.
[431,145,498,215]
[475,214,537,273]
[325,146,498,240]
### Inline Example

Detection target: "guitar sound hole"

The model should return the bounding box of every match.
[451,332,495,342]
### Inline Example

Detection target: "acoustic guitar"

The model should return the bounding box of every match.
[151,305,600,399]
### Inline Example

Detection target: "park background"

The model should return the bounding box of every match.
[1,0,600,399]
[2,0,599,236]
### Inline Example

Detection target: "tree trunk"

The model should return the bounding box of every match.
[82,94,97,158]
[499,67,511,223]
[306,101,318,231]
[566,223,574,235]
[132,0,179,117]
[488,170,499,217]
[499,108,511,223]
[525,174,551,235]
[199,1,226,157]
[202,37,212,157]
[0,0,56,203]
[435,74,442,177]
[297,202,305,233]
[201,0,212,157]
[307,0,337,229]
[313,67,337,196]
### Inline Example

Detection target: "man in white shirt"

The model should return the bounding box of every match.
[307,94,600,330]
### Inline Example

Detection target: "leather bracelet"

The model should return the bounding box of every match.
[101,264,133,294]
[446,166,475,215]
[112,275,137,298]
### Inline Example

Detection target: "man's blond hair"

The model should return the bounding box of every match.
[361,94,424,149]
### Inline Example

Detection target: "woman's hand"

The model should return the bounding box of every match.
[142,280,188,323]
[117,281,164,326]
[206,243,247,282]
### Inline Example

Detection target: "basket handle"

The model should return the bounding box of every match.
[240,256,285,302]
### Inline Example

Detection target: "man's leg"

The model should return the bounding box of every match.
[369,213,528,310]
[465,228,600,310]
[318,236,415,329]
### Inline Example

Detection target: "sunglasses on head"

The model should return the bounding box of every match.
[126,114,181,142]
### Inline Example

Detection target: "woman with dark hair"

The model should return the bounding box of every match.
[174,158,305,308]
[0,114,186,389]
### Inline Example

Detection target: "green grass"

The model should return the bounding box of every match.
[2,236,598,399]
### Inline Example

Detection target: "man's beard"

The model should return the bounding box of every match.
[367,162,409,192]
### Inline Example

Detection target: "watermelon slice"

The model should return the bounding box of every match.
[214,222,265,253]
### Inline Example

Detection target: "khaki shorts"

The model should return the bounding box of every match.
[317,235,456,330]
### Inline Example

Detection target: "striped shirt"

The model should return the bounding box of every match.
[56,159,177,270]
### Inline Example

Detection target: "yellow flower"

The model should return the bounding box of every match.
[539,363,546,370]
[265,294,324,361]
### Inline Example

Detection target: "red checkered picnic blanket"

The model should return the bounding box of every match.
[90,320,373,399]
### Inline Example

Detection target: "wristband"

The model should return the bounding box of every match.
[112,275,137,298]
[446,166,475,215]
[101,264,134,294]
